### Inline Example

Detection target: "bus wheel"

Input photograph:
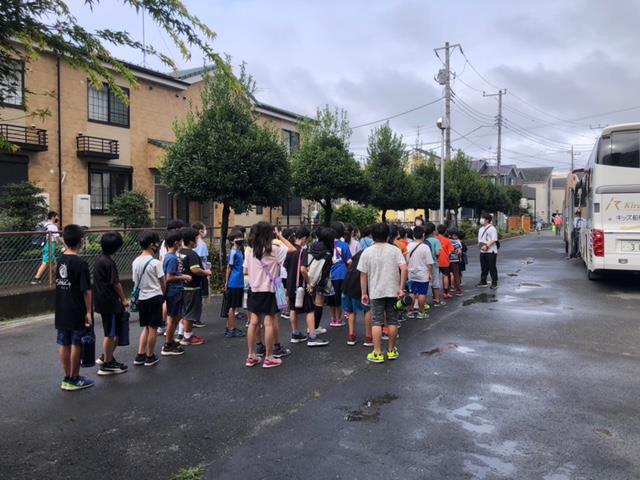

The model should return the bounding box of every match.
[587,269,600,281]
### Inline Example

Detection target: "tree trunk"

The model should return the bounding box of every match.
[382,209,387,223]
[323,200,333,226]
[220,202,230,264]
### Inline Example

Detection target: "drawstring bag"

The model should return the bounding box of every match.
[259,259,288,311]
[130,258,154,313]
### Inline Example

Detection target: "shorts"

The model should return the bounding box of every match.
[138,295,164,328]
[56,329,85,347]
[200,276,210,298]
[341,294,369,313]
[42,243,57,263]
[326,279,344,307]
[439,266,450,276]
[227,288,244,309]
[409,281,429,296]
[101,312,123,338]
[166,290,184,317]
[371,297,399,327]
[288,292,315,314]
[431,265,442,290]
[183,289,203,323]
[248,291,279,315]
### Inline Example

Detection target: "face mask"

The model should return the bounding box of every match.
[479,218,486,225]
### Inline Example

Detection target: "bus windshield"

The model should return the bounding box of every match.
[598,130,640,168]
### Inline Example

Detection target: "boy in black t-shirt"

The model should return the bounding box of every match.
[55,225,94,391]
[177,228,211,346]
[93,232,129,375]
[342,249,373,347]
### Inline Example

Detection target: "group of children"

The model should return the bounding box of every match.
[53,217,470,390]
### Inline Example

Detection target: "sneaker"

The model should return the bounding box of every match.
[60,377,72,390]
[30,278,41,285]
[98,360,127,375]
[95,354,105,366]
[290,332,308,343]
[262,357,283,369]
[490,284,498,290]
[176,334,184,343]
[476,282,489,288]
[245,356,262,367]
[347,334,357,346]
[144,354,159,366]
[443,293,453,300]
[367,351,385,364]
[416,312,427,320]
[307,335,329,347]
[281,312,290,319]
[161,342,185,356]
[273,345,292,358]
[406,311,418,319]
[256,343,266,357]
[193,320,206,328]
[314,327,327,335]
[231,328,246,337]
[455,291,463,297]
[180,335,205,346]
[387,347,399,360]
[225,328,246,338]
[63,376,95,391]
[133,353,146,366]
[424,304,431,311]
[433,301,445,307]
[363,336,374,347]
[330,319,346,327]
[157,326,166,335]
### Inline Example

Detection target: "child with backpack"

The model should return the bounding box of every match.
[307,226,336,340]
[449,230,463,296]
[55,224,94,391]
[405,225,434,319]
[132,232,165,367]
[342,249,373,346]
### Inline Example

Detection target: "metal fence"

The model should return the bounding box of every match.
[0,227,226,296]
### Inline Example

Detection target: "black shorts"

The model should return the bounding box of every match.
[248,291,278,315]
[327,279,344,307]
[138,295,164,328]
[227,288,244,309]
[166,291,184,317]
[439,266,450,276]
[101,312,123,338]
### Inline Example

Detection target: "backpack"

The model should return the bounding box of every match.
[32,224,48,247]
[307,256,327,287]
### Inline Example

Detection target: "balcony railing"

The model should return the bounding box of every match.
[76,135,119,160]
[0,123,48,151]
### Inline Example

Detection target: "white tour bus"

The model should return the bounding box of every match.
[574,123,640,279]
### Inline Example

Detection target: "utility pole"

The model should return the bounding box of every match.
[483,89,507,185]
[571,144,574,171]
[434,42,461,162]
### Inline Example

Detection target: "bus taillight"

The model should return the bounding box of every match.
[593,229,605,257]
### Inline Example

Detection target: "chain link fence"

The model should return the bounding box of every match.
[0,226,229,296]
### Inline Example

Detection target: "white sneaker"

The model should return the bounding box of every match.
[157,326,166,335]
[314,327,327,335]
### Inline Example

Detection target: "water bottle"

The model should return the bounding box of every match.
[117,311,130,347]
[295,286,305,308]
[80,329,96,368]
[242,284,249,309]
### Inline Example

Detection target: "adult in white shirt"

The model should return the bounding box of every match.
[32,211,61,284]
[570,210,586,258]
[477,213,498,289]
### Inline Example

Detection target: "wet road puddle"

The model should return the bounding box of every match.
[519,282,542,287]
[343,393,399,422]
[507,273,518,277]
[421,343,476,356]
[463,293,498,306]
[523,257,535,264]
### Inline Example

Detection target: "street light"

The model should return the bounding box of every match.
[437,117,447,223]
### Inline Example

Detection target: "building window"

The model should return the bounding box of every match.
[0,61,24,108]
[0,154,28,188]
[89,164,132,213]
[282,129,300,155]
[88,84,130,127]
[255,206,263,215]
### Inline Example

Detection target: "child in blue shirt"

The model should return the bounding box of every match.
[224,231,246,338]
[328,222,352,327]
[162,230,190,356]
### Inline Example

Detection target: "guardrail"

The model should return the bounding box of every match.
[0,123,48,151]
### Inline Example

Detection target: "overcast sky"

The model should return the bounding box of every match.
[71,0,640,170]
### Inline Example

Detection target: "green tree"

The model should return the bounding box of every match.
[410,149,441,219]
[161,63,290,260]
[330,203,379,229]
[108,190,152,228]
[444,150,488,224]
[483,181,511,214]
[364,124,412,222]
[0,1,230,110]
[0,181,48,231]
[504,185,523,214]
[292,106,367,226]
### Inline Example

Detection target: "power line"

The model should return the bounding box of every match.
[351,97,443,129]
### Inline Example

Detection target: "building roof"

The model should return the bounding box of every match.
[119,61,191,89]
[469,159,488,172]
[148,138,173,149]
[519,167,554,183]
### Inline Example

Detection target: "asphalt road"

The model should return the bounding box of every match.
[1,232,639,480]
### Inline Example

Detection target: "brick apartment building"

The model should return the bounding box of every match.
[0,51,308,230]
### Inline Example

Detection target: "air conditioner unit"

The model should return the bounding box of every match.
[73,194,91,228]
